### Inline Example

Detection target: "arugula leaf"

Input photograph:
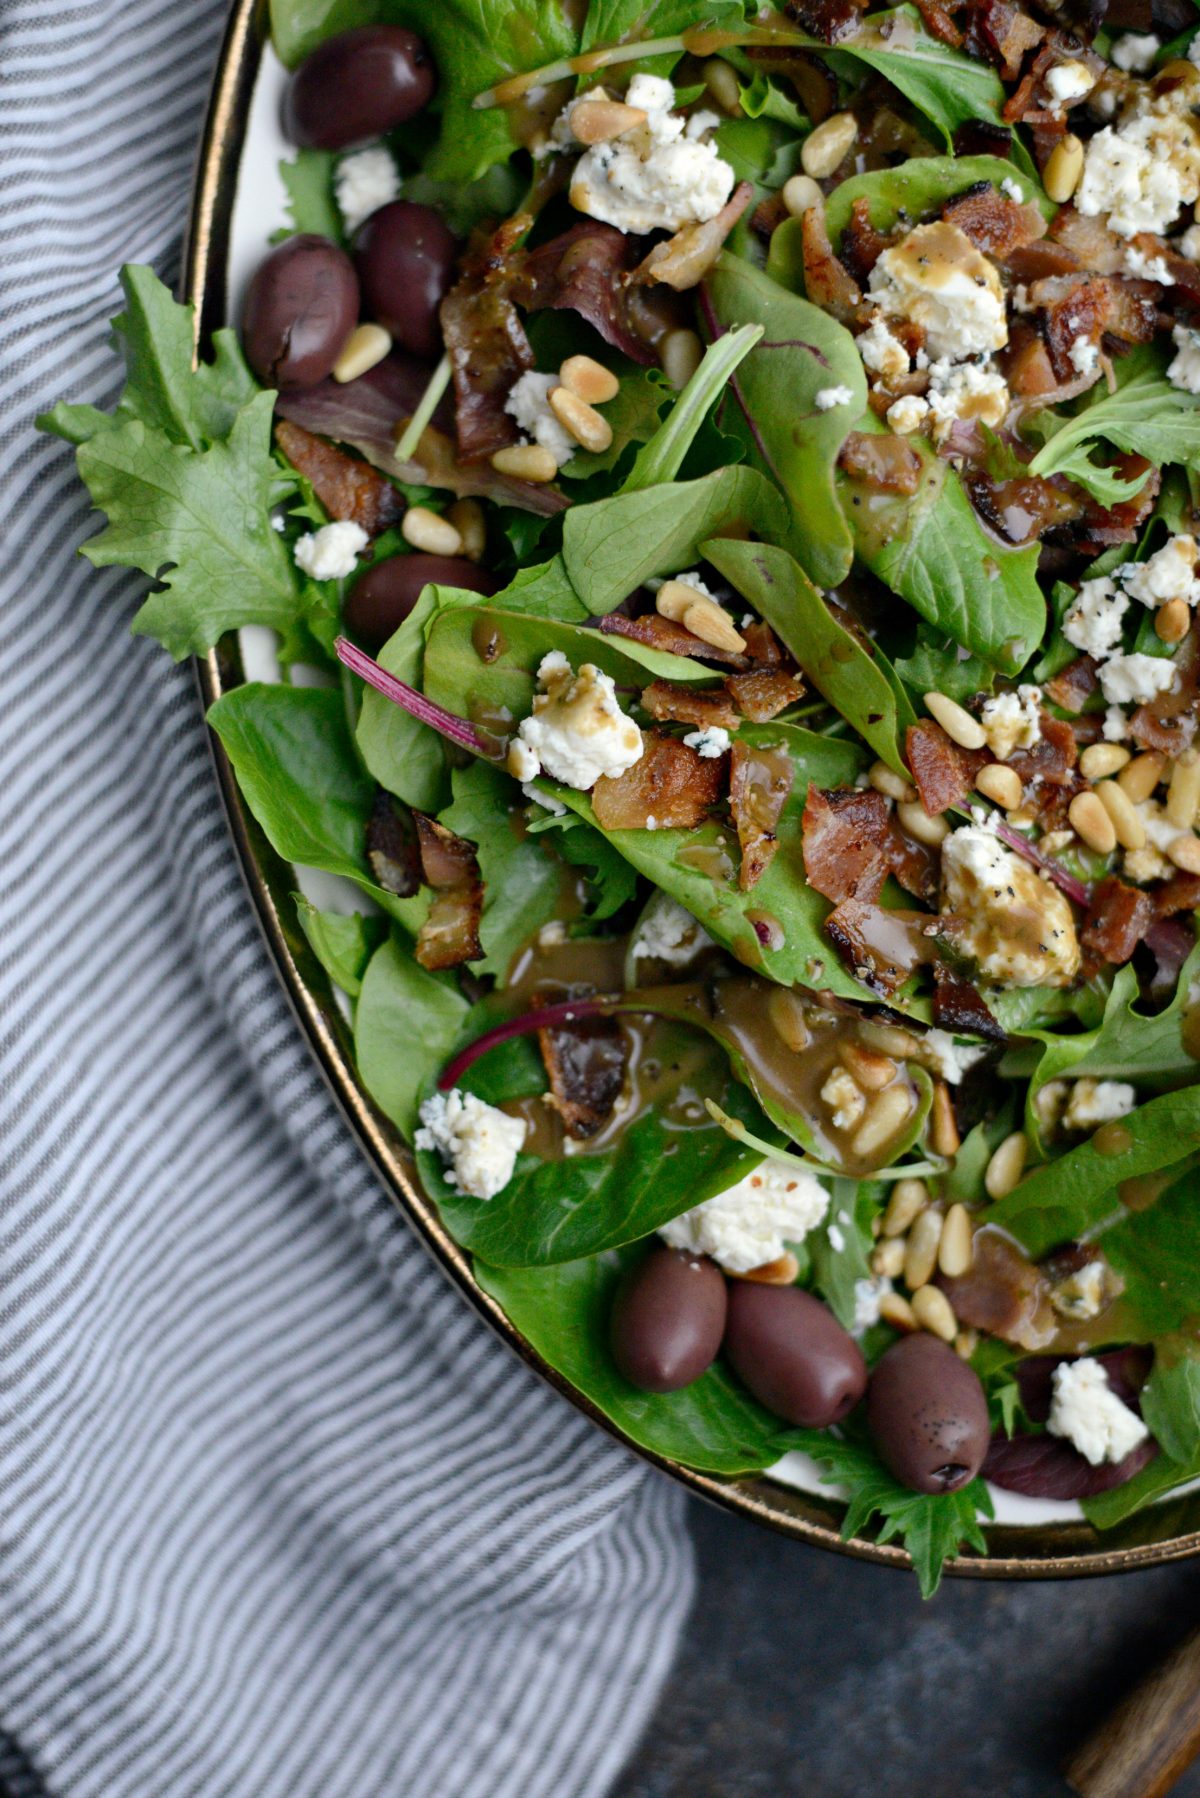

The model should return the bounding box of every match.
[441,761,562,977]
[824,155,1050,244]
[354,934,469,1139]
[559,363,671,481]
[1141,1355,1200,1465]
[703,254,866,588]
[803,6,1008,148]
[294,896,384,998]
[526,810,640,918]
[1082,1441,1200,1530]
[279,149,343,242]
[1027,348,1200,488]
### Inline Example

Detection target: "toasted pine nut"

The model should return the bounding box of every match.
[492,444,558,481]
[1079,742,1130,781]
[656,580,695,622]
[897,800,949,846]
[1044,132,1084,203]
[704,55,742,112]
[549,385,613,453]
[662,327,703,390]
[930,1080,960,1158]
[1157,597,1191,644]
[332,321,392,383]
[869,760,916,802]
[938,1203,974,1278]
[782,172,824,218]
[1167,750,1200,829]
[560,354,619,405]
[852,1083,913,1159]
[739,1251,800,1285]
[976,763,1023,811]
[840,1041,897,1090]
[801,110,858,179]
[985,1131,1028,1199]
[904,1207,944,1289]
[767,987,811,1052]
[447,498,486,561]
[570,98,647,143]
[1095,778,1145,849]
[660,580,745,649]
[879,1292,917,1332]
[402,506,462,557]
[1118,751,1166,804]
[1068,790,1117,854]
[883,1176,929,1237]
[955,1328,978,1359]
[872,1238,907,1278]
[1168,833,1200,873]
[911,1284,958,1342]
[860,1022,921,1059]
[924,690,986,750]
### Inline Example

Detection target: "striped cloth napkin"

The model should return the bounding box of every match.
[0,4,692,1793]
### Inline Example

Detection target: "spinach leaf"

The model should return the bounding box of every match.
[580,0,752,52]
[1101,1164,1200,1341]
[401,163,528,238]
[824,155,1050,243]
[893,634,999,706]
[526,811,640,918]
[441,761,562,977]
[355,582,463,814]
[354,935,469,1139]
[1027,348,1200,488]
[704,538,917,772]
[1082,1441,1200,1530]
[269,0,379,65]
[1141,1355,1200,1465]
[703,254,866,588]
[490,555,591,623]
[624,323,764,492]
[559,363,671,482]
[278,149,343,242]
[294,897,384,998]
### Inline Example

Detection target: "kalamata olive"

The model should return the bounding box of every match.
[610,1246,728,1394]
[723,1284,867,1428]
[242,235,359,389]
[354,202,457,358]
[867,1333,990,1495]
[344,554,498,648]
[283,27,436,151]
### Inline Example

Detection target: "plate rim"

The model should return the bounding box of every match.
[179,0,1200,1581]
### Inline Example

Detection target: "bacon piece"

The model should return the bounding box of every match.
[274,420,405,536]
[1044,655,1098,714]
[731,740,794,891]
[840,197,894,285]
[741,620,784,666]
[725,668,804,722]
[1048,206,1127,276]
[1008,714,1077,788]
[536,994,628,1140]
[964,0,1045,80]
[914,0,963,45]
[516,221,654,364]
[631,182,755,291]
[1131,620,1200,756]
[597,611,749,669]
[839,431,922,495]
[441,215,535,464]
[1004,241,1083,283]
[965,469,1082,545]
[366,791,421,897]
[932,961,1005,1040]
[782,0,868,44]
[592,730,724,831]
[1038,275,1158,380]
[887,825,939,904]
[905,721,985,817]
[825,899,947,997]
[1081,875,1156,973]
[1154,872,1200,917]
[641,680,739,731]
[411,812,484,969]
[942,184,1047,259]
[939,1228,1054,1349]
[802,786,893,904]
[801,203,862,324]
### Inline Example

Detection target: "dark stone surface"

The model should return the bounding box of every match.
[616,1492,1200,1798]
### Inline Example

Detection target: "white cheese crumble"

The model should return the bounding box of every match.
[940,825,1081,987]
[415,1090,527,1200]
[815,384,856,411]
[1103,705,1129,741]
[1001,176,1025,202]
[1045,60,1096,105]
[658,1158,830,1272]
[980,684,1042,760]
[918,1028,989,1085]
[1123,244,1174,283]
[857,315,910,383]
[1098,652,1180,706]
[682,725,732,758]
[567,73,735,234]
[1063,576,1128,660]
[852,1276,891,1335]
[510,652,643,790]
[1068,334,1100,378]
[1179,222,1200,261]
[1168,324,1200,395]
[1062,1077,1137,1132]
[1076,97,1200,239]
[1047,1357,1149,1466]
[1122,535,1200,609]
[868,220,1008,360]
[631,897,714,967]
[293,520,368,581]
[504,371,577,467]
[335,146,400,235]
[521,780,566,815]
[886,393,930,435]
[1111,32,1159,72]
[925,357,1010,443]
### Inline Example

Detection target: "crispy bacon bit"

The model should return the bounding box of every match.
[887,823,939,904]
[366,791,421,897]
[411,812,484,970]
[1154,872,1200,918]
[536,994,628,1139]
[782,0,868,44]
[906,720,985,818]
[802,786,892,903]
[914,0,963,45]
[825,899,948,997]
[592,730,724,831]
[1038,275,1158,381]
[597,611,749,669]
[274,420,405,536]
[1048,206,1126,276]
[965,468,1082,545]
[932,961,1005,1040]
[801,203,862,324]
[1081,875,1156,973]
[942,183,1047,259]
[1003,240,1083,283]
[440,216,536,464]
[839,431,922,495]
[840,198,895,285]
[1008,714,1078,789]
[740,620,784,667]
[1069,457,1160,556]
[516,221,654,364]
[725,668,804,722]
[963,0,1045,82]
[1045,655,1098,714]
[632,182,755,291]
[939,1227,1054,1349]
[1131,620,1199,756]
[641,680,740,731]
[731,740,794,891]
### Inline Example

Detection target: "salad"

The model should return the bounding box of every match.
[42,0,1200,1594]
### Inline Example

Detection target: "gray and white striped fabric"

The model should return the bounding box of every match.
[0,4,693,1793]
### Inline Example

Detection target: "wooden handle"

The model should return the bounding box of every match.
[1066,1624,1200,1798]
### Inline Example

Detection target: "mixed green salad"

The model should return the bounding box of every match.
[43,0,1200,1592]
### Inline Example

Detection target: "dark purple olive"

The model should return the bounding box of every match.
[610,1246,728,1394]
[867,1333,990,1495]
[354,201,457,358]
[283,26,436,151]
[242,235,359,389]
[723,1284,867,1428]
[344,554,498,649]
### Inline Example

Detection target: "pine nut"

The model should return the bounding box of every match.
[872,1238,907,1278]
[911,1284,958,1342]
[657,581,746,652]
[955,1328,978,1359]
[883,1176,929,1237]
[879,1292,917,1332]
[1044,132,1084,203]
[767,987,811,1052]
[1095,778,1145,849]
[904,1207,944,1289]
[740,1251,801,1285]
[840,1042,897,1090]
[897,800,950,845]
[869,760,916,802]
[1168,833,1200,873]
[930,1081,960,1158]
[985,1130,1028,1199]
[704,56,743,112]
[402,506,462,557]
[860,1022,921,1059]
[447,498,486,561]
[1118,751,1166,804]
[656,580,696,622]
[662,327,703,390]
[937,1203,974,1278]
[801,111,859,179]
[549,385,613,453]
[976,763,1023,810]
[1167,750,1200,829]
[1079,742,1130,780]
[782,173,824,218]
[570,98,647,143]
[1157,597,1191,644]
[332,321,392,383]
[924,691,986,750]
[852,1083,913,1159]
[560,354,619,405]
[1068,790,1117,854]
[492,444,558,481]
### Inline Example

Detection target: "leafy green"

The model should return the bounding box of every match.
[294,897,384,998]
[1027,349,1200,490]
[809,7,1007,148]
[1101,1165,1200,1341]
[526,810,639,919]
[401,162,527,237]
[354,935,469,1139]
[441,761,562,977]
[624,324,764,493]
[1141,1355,1200,1465]
[824,155,1049,243]
[488,555,590,623]
[1083,1440,1200,1530]
[559,363,671,481]
[355,583,466,814]
[269,0,379,64]
[807,1179,878,1330]
[279,149,343,242]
